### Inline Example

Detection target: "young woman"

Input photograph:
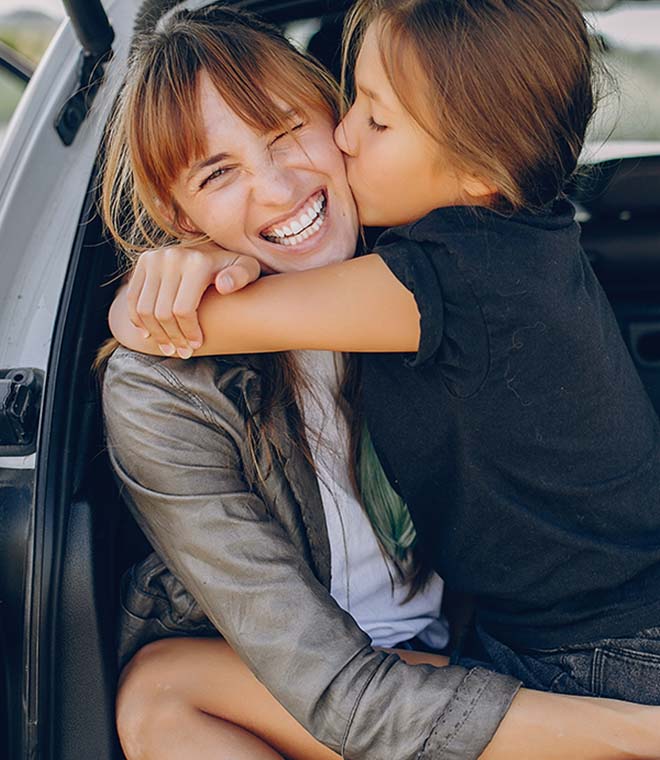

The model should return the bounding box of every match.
[103,2,660,759]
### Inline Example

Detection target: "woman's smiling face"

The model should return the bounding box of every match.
[170,71,360,274]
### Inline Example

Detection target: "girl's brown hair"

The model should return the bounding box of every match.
[343,0,597,210]
[99,2,429,593]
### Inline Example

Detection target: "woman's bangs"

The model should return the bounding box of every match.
[130,63,206,199]
[203,48,333,136]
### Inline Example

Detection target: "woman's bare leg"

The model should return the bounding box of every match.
[115,637,447,760]
[117,636,660,760]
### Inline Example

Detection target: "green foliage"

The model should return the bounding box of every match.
[0,23,54,130]
[0,27,52,64]
[0,69,25,123]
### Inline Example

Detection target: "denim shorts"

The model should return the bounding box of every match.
[457,624,660,705]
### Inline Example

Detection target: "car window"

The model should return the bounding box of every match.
[0,6,60,147]
[0,66,26,143]
[585,0,660,160]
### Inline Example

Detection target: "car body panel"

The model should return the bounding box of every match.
[0,4,134,381]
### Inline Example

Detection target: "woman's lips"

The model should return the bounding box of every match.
[260,190,327,248]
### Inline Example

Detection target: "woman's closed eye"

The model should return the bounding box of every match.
[269,121,305,148]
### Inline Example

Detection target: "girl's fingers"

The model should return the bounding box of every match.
[126,248,260,357]
[215,255,261,294]
[125,265,150,337]
[136,273,177,353]
[171,269,212,349]
[153,274,192,357]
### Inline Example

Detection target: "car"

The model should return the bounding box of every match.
[0,1,659,758]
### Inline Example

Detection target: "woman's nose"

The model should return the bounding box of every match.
[251,162,297,207]
[334,113,356,157]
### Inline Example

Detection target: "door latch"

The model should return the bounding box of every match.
[0,368,44,456]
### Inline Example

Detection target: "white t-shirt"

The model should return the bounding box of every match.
[296,351,449,650]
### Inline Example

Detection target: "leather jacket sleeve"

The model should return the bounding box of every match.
[103,349,520,760]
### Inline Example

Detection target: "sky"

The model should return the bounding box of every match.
[2,0,64,18]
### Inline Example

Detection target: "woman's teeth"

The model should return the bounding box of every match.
[262,192,327,246]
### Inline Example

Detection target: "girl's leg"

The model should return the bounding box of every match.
[115,637,448,760]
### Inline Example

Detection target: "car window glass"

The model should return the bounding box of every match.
[0,5,60,147]
[0,67,26,142]
[585,1,660,160]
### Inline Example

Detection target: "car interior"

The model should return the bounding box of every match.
[35,2,660,758]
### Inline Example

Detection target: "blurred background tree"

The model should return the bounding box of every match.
[0,1,60,139]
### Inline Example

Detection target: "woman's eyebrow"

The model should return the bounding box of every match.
[187,152,231,180]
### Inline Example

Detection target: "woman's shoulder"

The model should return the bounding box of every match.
[102,346,257,432]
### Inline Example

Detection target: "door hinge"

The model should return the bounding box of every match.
[0,368,44,456]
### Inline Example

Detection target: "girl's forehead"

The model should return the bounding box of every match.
[355,23,407,114]
[356,19,436,130]
[354,25,390,99]
[355,21,382,76]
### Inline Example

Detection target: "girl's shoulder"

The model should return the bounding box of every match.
[379,199,577,248]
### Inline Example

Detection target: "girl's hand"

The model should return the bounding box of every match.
[125,243,261,358]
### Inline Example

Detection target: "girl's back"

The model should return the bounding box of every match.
[361,199,660,651]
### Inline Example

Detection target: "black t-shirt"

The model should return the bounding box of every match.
[363,200,660,649]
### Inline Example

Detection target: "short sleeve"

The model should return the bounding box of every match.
[373,237,446,367]
[373,230,490,397]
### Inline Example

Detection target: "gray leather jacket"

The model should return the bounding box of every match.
[102,347,520,760]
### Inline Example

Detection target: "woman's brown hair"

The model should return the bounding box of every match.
[343,0,598,210]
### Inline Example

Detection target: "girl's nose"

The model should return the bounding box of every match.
[334,113,356,157]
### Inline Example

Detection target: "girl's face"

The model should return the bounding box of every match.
[171,71,360,273]
[334,23,488,227]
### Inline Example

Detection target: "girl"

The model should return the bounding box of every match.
[112,0,660,707]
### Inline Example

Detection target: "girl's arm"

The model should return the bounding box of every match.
[118,243,262,357]
[110,254,420,357]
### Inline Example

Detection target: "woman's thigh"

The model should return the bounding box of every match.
[117,637,449,760]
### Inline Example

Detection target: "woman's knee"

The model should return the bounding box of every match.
[116,638,196,759]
